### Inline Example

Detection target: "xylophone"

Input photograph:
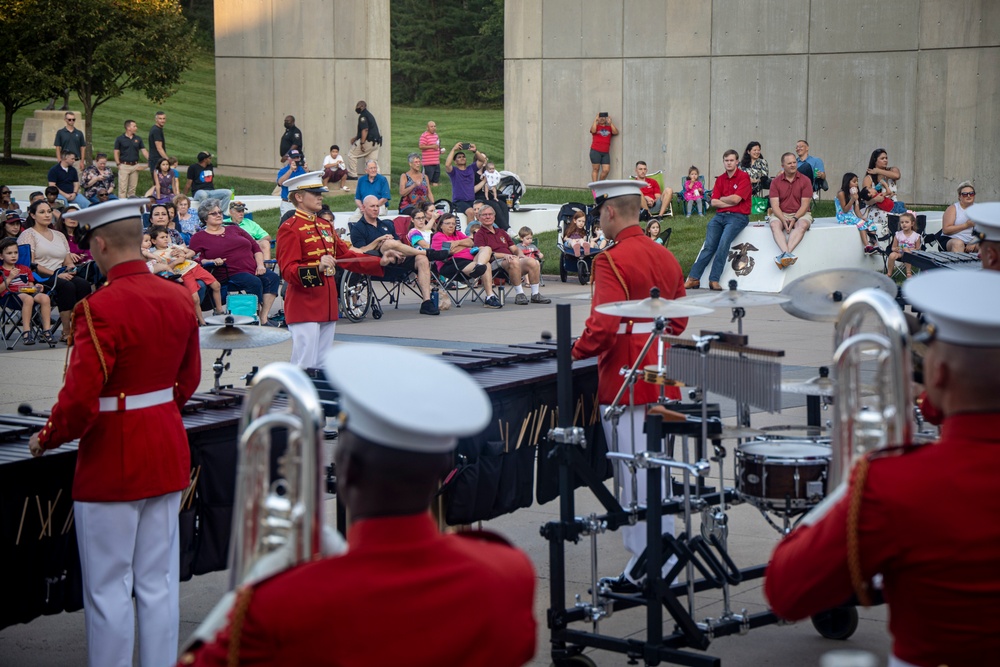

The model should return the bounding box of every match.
[0,396,243,630]
[901,249,980,271]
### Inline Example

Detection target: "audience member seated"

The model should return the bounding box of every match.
[1,237,53,344]
[3,210,23,241]
[886,211,921,279]
[942,180,980,253]
[189,198,279,323]
[473,205,550,305]
[0,185,19,212]
[352,160,391,221]
[684,149,752,291]
[148,227,224,325]
[464,201,484,236]
[861,147,902,236]
[446,143,486,221]
[634,161,673,218]
[147,204,186,246]
[18,199,91,340]
[431,213,502,309]
[349,195,439,316]
[81,153,118,205]
[561,209,592,257]
[54,212,99,284]
[226,201,271,261]
[47,152,90,210]
[645,219,664,245]
[322,145,349,191]
[768,152,813,269]
[741,141,770,196]
[185,152,233,211]
[794,139,826,197]
[835,172,878,254]
[399,153,433,215]
[405,209,434,250]
[516,226,544,262]
[174,194,200,240]
[681,166,707,217]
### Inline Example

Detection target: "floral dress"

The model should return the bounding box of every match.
[744,157,769,195]
[863,178,897,238]
[400,173,430,211]
[836,196,877,232]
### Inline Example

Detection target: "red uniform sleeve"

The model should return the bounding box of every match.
[572,253,625,360]
[276,221,303,285]
[175,314,201,409]
[181,593,277,666]
[764,463,893,621]
[338,237,384,276]
[39,299,117,449]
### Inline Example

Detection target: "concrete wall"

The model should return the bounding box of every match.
[505,0,1000,204]
[213,0,391,180]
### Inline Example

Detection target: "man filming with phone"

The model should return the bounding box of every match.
[445,141,486,222]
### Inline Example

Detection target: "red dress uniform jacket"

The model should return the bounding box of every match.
[37,260,200,502]
[764,413,1000,667]
[572,225,687,405]
[182,512,537,667]
[276,210,383,325]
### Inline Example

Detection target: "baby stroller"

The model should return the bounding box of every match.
[556,202,608,285]
[496,171,525,211]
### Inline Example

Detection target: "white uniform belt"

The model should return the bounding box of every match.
[617,322,655,335]
[98,387,174,412]
[888,656,919,667]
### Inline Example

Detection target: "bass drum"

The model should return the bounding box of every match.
[736,441,831,514]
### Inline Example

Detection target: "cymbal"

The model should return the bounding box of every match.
[718,425,767,439]
[678,289,789,309]
[781,376,837,396]
[203,314,256,326]
[200,323,291,350]
[780,269,897,322]
[596,296,713,319]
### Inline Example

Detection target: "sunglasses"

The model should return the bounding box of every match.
[960,191,976,197]
[207,210,223,216]
[1,190,10,195]
[66,118,76,122]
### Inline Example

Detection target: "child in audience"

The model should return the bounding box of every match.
[886,211,921,279]
[148,227,224,324]
[153,158,178,205]
[483,162,502,201]
[322,145,349,191]
[591,220,608,250]
[836,172,878,254]
[406,210,434,250]
[645,218,664,245]
[562,209,590,257]
[516,226,543,261]
[682,166,705,217]
[1,237,52,344]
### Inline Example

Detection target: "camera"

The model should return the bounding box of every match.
[461,142,471,150]
[598,112,608,118]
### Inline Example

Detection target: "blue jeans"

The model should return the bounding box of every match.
[688,212,749,282]
[223,270,279,303]
[193,188,233,212]
[57,194,90,209]
[87,194,119,205]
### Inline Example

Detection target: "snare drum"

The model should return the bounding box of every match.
[735,441,831,512]
[757,424,830,445]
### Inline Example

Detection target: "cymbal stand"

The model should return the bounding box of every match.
[210,349,234,394]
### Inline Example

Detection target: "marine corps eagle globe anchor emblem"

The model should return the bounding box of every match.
[729,243,758,276]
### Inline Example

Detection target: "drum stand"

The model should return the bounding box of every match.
[210,349,234,393]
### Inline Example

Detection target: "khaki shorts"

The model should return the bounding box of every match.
[768,211,813,227]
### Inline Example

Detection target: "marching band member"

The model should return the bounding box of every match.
[967,201,1000,272]
[179,344,537,666]
[29,199,201,667]
[765,270,1000,667]
[572,180,688,592]
[276,171,393,369]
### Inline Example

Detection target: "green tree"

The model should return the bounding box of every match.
[391,0,504,108]
[55,0,195,163]
[0,1,63,161]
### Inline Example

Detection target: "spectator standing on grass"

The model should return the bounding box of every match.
[54,111,86,164]
[280,115,303,162]
[277,149,308,217]
[445,142,486,222]
[148,111,168,172]
[47,152,89,210]
[113,119,148,198]
[589,113,618,182]
[346,101,382,178]
[185,151,233,211]
[419,121,442,186]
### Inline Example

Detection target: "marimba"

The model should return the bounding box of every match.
[901,249,980,271]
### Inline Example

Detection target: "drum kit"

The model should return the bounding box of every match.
[199,315,291,392]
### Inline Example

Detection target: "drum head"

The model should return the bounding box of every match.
[738,440,831,460]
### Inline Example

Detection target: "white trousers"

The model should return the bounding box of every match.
[289,320,337,369]
[75,491,182,667]
[601,404,675,583]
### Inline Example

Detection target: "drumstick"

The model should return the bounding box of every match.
[573,397,583,427]
[534,405,548,443]
[515,415,530,450]
[61,505,75,535]
[186,466,202,510]
[16,497,29,546]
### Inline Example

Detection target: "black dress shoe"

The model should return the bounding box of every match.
[599,574,641,594]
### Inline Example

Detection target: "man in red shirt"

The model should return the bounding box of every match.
[29,199,200,667]
[684,150,752,291]
[589,113,618,181]
[473,204,550,305]
[768,152,814,268]
[765,270,1000,667]
[635,161,674,218]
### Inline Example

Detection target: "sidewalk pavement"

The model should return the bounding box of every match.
[0,279,891,666]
